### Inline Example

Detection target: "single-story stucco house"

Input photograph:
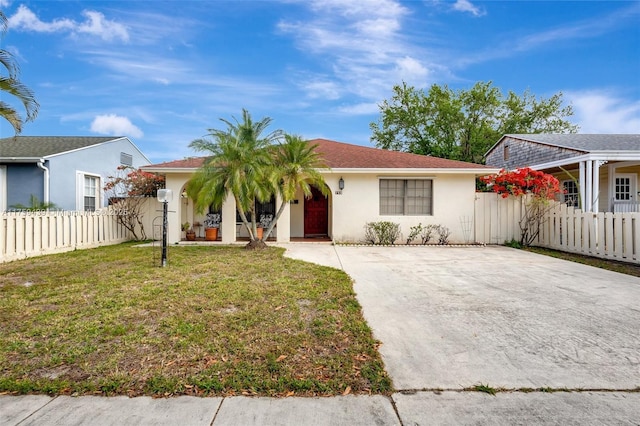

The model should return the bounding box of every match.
[143,139,498,244]
[485,134,640,213]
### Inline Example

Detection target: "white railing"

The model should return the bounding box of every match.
[0,210,132,263]
[475,193,640,264]
[613,201,640,213]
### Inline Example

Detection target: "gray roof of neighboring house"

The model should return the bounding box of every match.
[500,134,640,152]
[0,136,123,158]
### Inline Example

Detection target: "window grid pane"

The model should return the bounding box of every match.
[84,176,97,211]
[380,179,404,215]
[380,179,432,216]
[563,180,578,207]
[615,177,631,201]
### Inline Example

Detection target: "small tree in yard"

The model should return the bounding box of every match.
[481,168,562,246]
[187,110,329,250]
[104,166,165,241]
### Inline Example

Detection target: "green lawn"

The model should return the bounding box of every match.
[0,243,391,397]
[525,246,640,278]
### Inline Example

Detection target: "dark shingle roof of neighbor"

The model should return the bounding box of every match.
[0,136,122,158]
[503,134,640,152]
[146,138,495,170]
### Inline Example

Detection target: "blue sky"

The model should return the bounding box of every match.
[1,0,639,163]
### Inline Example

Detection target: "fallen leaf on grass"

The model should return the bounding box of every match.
[343,386,351,396]
[276,355,287,362]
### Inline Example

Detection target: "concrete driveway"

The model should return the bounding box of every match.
[283,244,640,392]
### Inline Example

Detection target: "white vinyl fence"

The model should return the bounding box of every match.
[475,193,640,264]
[0,210,132,263]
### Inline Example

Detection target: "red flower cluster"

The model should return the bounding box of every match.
[480,168,563,200]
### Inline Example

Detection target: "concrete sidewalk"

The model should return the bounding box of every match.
[3,391,639,425]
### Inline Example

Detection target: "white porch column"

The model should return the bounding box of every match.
[585,160,593,212]
[276,193,290,243]
[165,176,185,244]
[579,161,586,211]
[221,192,237,243]
[592,161,601,213]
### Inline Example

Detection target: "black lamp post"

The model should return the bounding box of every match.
[157,189,173,267]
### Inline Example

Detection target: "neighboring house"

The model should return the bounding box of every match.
[485,134,640,213]
[0,136,151,211]
[143,138,498,244]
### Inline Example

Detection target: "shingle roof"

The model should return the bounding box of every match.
[0,136,121,158]
[503,134,640,152]
[310,138,490,169]
[146,138,493,171]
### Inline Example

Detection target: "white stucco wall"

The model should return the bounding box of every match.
[325,172,477,244]
[159,170,480,245]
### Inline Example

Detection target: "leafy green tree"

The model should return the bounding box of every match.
[370,81,577,163]
[1,11,39,134]
[262,134,329,240]
[186,109,283,248]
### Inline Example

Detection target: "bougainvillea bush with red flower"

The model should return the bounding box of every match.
[481,168,564,246]
[104,166,166,240]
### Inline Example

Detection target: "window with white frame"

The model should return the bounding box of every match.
[84,175,98,211]
[614,175,634,201]
[380,179,433,215]
[562,180,579,207]
[0,166,6,212]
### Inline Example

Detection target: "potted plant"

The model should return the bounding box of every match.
[204,213,221,241]
[257,214,273,240]
[182,222,196,241]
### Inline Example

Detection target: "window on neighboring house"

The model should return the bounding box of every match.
[562,180,579,207]
[120,152,133,166]
[614,176,633,201]
[380,179,433,215]
[503,144,509,161]
[84,175,98,211]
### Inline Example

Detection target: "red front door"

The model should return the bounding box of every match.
[304,186,328,236]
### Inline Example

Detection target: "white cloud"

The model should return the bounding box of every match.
[90,114,143,138]
[566,90,640,134]
[0,0,11,8]
[8,5,129,42]
[304,80,342,100]
[452,0,485,17]
[395,56,429,81]
[278,0,442,102]
[337,102,380,115]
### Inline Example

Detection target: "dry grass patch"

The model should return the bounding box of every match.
[0,243,391,397]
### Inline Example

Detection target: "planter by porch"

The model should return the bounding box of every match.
[185,230,196,241]
[205,228,218,241]
[256,227,263,240]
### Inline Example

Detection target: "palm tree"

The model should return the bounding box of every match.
[262,134,329,240]
[1,11,39,134]
[186,109,282,248]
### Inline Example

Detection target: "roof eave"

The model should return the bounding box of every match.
[0,157,44,163]
[322,167,499,175]
[530,152,640,170]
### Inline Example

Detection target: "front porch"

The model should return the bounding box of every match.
[160,174,338,245]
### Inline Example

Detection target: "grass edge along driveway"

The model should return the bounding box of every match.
[0,243,392,397]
